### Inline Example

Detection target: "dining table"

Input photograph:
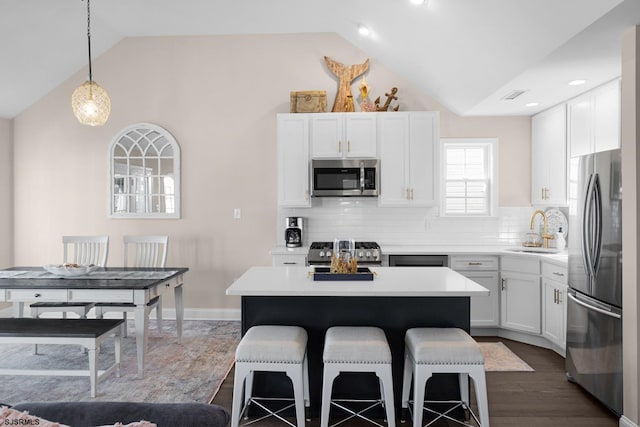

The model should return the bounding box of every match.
[0,266,188,378]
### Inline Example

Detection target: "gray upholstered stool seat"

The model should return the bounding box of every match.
[236,325,308,364]
[231,325,309,427]
[402,328,489,427]
[405,327,485,365]
[321,326,395,427]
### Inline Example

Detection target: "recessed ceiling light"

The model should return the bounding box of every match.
[358,24,371,36]
[525,102,539,107]
[568,79,586,86]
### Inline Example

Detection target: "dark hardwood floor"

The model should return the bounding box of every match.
[212,337,619,426]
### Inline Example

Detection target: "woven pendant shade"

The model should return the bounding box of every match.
[71,0,110,126]
[71,80,111,126]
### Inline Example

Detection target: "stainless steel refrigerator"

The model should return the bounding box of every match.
[566,148,622,416]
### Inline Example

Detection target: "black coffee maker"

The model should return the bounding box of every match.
[284,217,303,247]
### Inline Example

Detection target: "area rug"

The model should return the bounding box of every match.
[479,341,534,372]
[0,320,240,405]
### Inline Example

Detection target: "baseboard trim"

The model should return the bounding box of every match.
[0,306,242,321]
[620,416,638,427]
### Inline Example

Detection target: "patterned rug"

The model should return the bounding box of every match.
[479,341,534,372]
[0,320,241,405]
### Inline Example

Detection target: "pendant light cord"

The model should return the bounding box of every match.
[86,0,93,83]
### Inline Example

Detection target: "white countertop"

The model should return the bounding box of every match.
[226,266,490,297]
[270,244,568,266]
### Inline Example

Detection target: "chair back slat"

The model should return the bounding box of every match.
[124,235,168,268]
[62,236,109,267]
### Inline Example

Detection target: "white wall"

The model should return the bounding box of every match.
[0,118,13,269]
[0,118,13,311]
[12,33,531,311]
[621,25,639,427]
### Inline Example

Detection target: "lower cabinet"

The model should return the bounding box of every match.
[500,256,541,334]
[450,256,499,328]
[542,261,568,353]
[272,253,307,266]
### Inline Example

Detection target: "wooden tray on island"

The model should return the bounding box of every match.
[313,267,374,281]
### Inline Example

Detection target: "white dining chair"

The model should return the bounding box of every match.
[30,235,109,319]
[30,235,109,354]
[94,235,169,337]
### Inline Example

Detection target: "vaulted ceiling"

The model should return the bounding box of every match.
[1,0,638,119]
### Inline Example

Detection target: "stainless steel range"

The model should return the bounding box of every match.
[307,241,382,265]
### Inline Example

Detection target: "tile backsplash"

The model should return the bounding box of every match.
[278,198,558,247]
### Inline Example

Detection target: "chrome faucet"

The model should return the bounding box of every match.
[530,210,554,248]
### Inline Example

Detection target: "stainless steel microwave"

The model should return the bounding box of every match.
[311,159,379,197]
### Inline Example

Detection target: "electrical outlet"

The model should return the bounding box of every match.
[233,208,242,219]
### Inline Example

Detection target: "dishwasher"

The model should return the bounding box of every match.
[388,254,449,267]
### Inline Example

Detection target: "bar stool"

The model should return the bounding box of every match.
[320,326,395,427]
[231,325,309,427]
[401,328,490,427]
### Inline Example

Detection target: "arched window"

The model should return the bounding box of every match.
[109,123,181,218]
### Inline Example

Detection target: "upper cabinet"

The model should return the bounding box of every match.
[277,114,311,207]
[568,79,620,158]
[310,113,377,158]
[531,104,568,206]
[378,112,439,206]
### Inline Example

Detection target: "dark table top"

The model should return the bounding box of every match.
[0,267,188,290]
[0,318,125,338]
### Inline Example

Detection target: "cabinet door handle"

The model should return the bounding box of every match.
[347,140,351,152]
[552,272,565,277]
[410,189,414,200]
[338,140,342,152]
[553,289,558,304]
[34,293,41,298]
[283,262,298,265]
[541,188,545,200]
[468,262,482,266]
[501,278,506,291]
[406,189,410,200]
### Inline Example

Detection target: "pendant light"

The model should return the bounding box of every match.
[71,0,111,126]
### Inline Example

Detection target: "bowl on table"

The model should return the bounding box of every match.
[42,264,98,277]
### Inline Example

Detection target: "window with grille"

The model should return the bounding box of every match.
[440,138,498,216]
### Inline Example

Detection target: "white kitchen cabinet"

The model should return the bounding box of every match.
[568,79,620,158]
[272,253,307,266]
[531,103,568,206]
[310,113,377,158]
[277,114,311,207]
[451,255,500,328]
[500,256,541,334]
[542,261,568,353]
[378,112,439,206]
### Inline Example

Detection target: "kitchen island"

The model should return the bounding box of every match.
[226,266,489,417]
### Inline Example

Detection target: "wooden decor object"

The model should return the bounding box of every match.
[290,91,327,113]
[324,56,370,112]
[375,87,400,112]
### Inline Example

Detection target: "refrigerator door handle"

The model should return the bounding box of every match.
[592,173,603,274]
[568,292,621,319]
[581,174,595,281]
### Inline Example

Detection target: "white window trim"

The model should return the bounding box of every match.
[439,137,499,217]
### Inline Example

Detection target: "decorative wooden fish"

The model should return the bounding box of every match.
[324,56,370,112]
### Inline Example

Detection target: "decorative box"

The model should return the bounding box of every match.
[290,91,327,113]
